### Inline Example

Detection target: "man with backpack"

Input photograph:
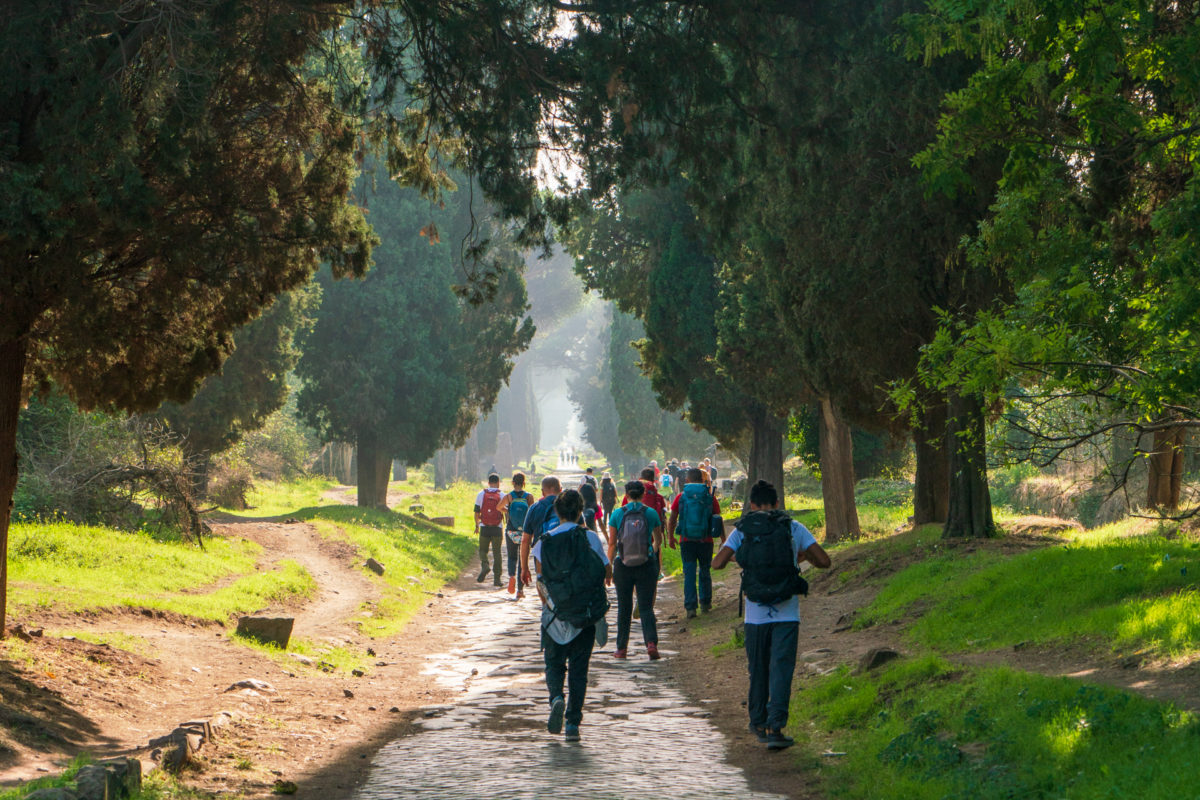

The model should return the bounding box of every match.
[605,480,663,660]
[498,472,535,599]
[473,473,506,588]
[519,475,563,587]
[622,467,666,520]
[668,468,724,618]
[530,489,611,742]
[712,480,831,751]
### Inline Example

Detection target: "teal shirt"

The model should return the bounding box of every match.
[608,501,661,563]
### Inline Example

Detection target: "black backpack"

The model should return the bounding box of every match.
[735,510,808,605]
[601,481,618,509]
[540,527,611,628]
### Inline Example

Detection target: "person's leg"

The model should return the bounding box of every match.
[491,534,503,585]
[634,560,658,645]
[477,532,490,580]
[744,622,771,730]
[680,541,698,611]
[544,631,566,702]
[697,540,714,610]
[766,622,800,731]
[564,626,596,726]
[613,561,634,652]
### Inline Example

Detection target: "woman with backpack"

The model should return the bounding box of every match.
[498,472,535,600]
[605,480,664,660]
[599,472,618,531]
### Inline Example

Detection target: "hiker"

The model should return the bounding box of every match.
[519,476,564,585]
[668,467,723,618]
[659,468,674,502]
[474,474,506,587]
[599,472,618,530]
[712,479,831,750]
[582,466,598,488]
[606,480,663,660]
[579,476,601,534]
[498,472,535,599]
[622,467,667,523]
[530,489,611,741]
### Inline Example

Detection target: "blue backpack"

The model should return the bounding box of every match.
[678,484,714,541]
[507,491,531,530]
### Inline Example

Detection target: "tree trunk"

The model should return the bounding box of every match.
[1147,424,1185,512]
[943,392,996,538]
[0,337,28,639]
[817,397,860,543]
[746,404,785,506]
[393,460,407,482]
[181,442,211,502]
[356,438,391,509]
[912,401,950,525]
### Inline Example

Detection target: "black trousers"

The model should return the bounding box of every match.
[543,625,596,726]
[613,557,659,650]
[478,528,503,584]
[744,621,799,731]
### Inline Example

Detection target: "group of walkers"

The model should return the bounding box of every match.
[471,465,830,749]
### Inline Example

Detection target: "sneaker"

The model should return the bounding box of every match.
[564,724,580,742]
[646,643,661,660]
[507,576,516,593]
[766,730,794,750]
[686,608,697,619]
[748,723,769,743]
[547,696,565,734]
[701,602,712,613]
[613,649,627,659]
[476,567,489,582]
[515,590,525,601]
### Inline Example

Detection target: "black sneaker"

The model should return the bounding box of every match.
[564,724,580,742]
[701,603,712,613]
[766,730,794,750]
[686,608,698,619]
[547,696,565,734]
[748,723,768,743]
[476,567,489,582]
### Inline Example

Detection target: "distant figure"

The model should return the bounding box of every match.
[599,472,617,529]
[498,472,535,600]
[582,466,598,488]
[668,468,723,618]
[474,474,505,588]
[713,480,831,750]
[606,480,663,660]
[531,490,611,742]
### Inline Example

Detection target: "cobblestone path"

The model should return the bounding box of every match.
[354,589,786,800]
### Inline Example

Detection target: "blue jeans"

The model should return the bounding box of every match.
[680,540,714,610]
[744,621,799,731]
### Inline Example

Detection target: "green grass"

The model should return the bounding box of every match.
[793,655,1200,800]
[51,630,155,657]
[7,521,314,621]
[0,754,209,800]
[222,476,339,517]
[856,520,1200,658]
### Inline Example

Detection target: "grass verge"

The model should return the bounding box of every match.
[794,655,1200,800]
[221,476,339,518]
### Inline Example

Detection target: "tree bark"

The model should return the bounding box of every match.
[393,460,407,482]
[181,441,211,502]
[0,337,28,639]
[356,437,391,509]
[817,397,860,543]
[746,403,785,506]
[1147,424,1185,512]
[943,392,996,538]
[912,401,950,525]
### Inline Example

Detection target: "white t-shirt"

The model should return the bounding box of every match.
[720,520,816,625]
[533,521,610,645]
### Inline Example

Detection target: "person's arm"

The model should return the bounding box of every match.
[473,505,482,530]
[521,533,534,584]
[606,527,618,580]
[712,496,725,544]
[667,505,679,549]
[800,541,832,569]
[712,543,735,570]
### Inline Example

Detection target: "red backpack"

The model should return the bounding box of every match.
[480,489,503,526]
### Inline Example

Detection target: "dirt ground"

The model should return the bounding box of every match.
[3,514,1197,799]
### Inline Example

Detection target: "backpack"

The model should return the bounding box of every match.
[601,481,618,509]
[678,484,713,541]
[735,510,808,605]
[617,506,651,567]
[539,504,561,539]
[642,481,664,516]
[480,489,503,527]
[540,527,610,628]
[507,491,531,536]
[579,482,598,510]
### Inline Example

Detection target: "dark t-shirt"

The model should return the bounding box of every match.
[523,495,559,542]
[579,482,599,510]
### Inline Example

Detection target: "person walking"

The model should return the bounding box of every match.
[668,468,723,618]
[606,480,663,660]
[519,476,563,585]
[579,477,601,534]
[498,472,535,599]
[474,473,506,587]
[599,472,618,530]
[623,467,667,522]
[530,490,611,742]
[712,480,831,750]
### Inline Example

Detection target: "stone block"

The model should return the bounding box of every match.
[430,516,454,528]
[365,558,385,576]
[235,616,294,648]
[24,789,78,800]
[857,647,901,673]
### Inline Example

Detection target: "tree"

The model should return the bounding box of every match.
[901,0,1200,515]
[159,285,319,497]
[296,162,534,508]
[0,1,373,635]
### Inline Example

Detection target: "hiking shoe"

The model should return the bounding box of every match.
[748,723,769,743]
[515,590,524,601]
[686,608,697,619]
[547,696,565,734]
[646,643,661,660]
[564,724,580,742]
[476,567,489,582]
[507,576,516,593]
[766,731,794,750]
[613,649,627,659]
[701,602,712,613]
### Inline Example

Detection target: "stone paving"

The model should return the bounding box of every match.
[354,588,786,800]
